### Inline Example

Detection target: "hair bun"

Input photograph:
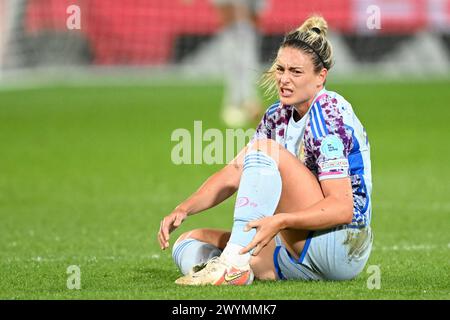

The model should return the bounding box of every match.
[297,15,328,37]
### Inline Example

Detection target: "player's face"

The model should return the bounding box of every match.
[275,46,326,112]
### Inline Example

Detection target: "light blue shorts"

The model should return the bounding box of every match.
[273,226,373,281]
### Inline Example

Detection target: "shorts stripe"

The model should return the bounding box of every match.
[299,231,315,263]
[273,246,286,280]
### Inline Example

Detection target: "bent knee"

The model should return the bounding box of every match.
[174,228,230,249]
[249,138,282,155]
[174,228,207,246]
[249,138,297,168]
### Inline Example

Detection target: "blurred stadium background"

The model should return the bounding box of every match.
[1,0,450,84]
[1,1,449,299]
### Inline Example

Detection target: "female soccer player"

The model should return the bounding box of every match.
[158,15,373,285]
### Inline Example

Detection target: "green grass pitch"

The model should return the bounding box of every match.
[0,80,449,299]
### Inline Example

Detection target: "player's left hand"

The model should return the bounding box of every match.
[240,215,285,256]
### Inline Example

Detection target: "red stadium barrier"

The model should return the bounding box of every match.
[25,0,450,65]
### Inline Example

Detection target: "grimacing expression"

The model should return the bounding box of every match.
[275,46,326,109]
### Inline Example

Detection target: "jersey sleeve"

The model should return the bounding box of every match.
[305,103,353,181]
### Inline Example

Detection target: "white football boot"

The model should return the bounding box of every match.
[175,256,254,286]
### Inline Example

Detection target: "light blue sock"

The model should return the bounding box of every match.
[172,238,222,275]
[227,150,282,253]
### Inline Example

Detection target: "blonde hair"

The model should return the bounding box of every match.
[261,15,334,97]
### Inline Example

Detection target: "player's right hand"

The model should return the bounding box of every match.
[158,208,187,250]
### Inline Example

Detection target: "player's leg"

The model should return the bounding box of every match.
[214,1,262,127]
[252,139,325,259]
[174,146,281,285]
[241,139,324,280]
[172,229,229,275]
[172,228,277,281]
[175,139,325,284]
